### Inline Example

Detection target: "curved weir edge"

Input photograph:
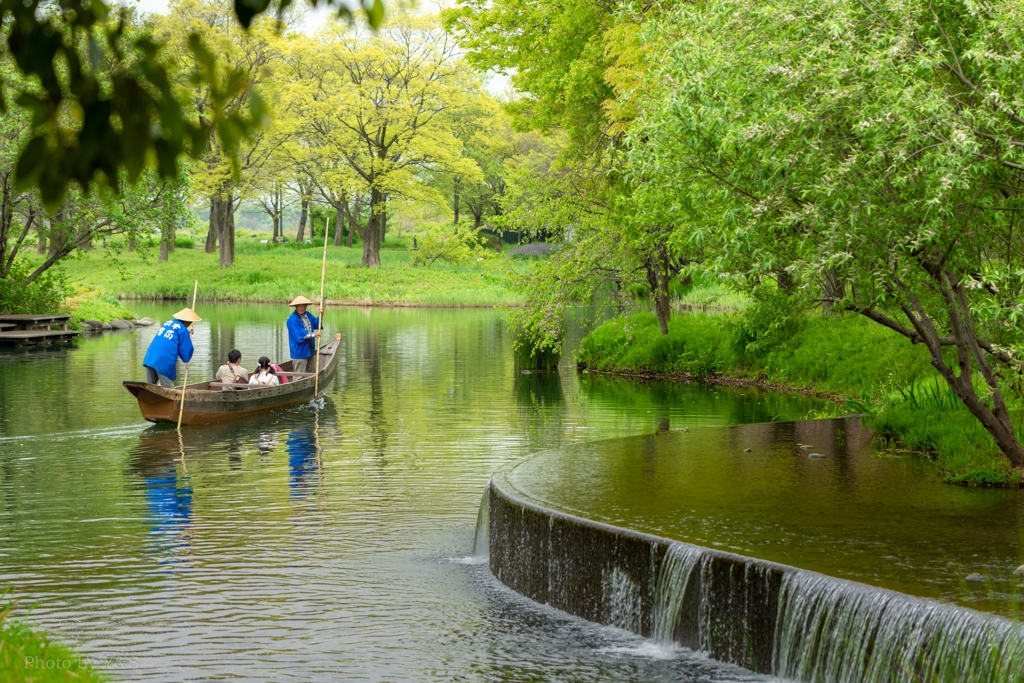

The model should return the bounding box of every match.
[486,462,1024,682]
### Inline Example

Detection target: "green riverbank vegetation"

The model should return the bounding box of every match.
[577,303,1024,487]
[0,600,106,683]
[449,0,1024,479]
[46,233,525,308]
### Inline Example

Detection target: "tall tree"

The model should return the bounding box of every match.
[154,0,289,267]
[289,13,483,267]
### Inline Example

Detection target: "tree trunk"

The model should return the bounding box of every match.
[160,221,172,262]
[379,198,387,245]
[36,229,46,254]
[218,193,235,267]
[777,268,795,292]
[347,196,361,248]
[889,263,1024,469]
[205,197,218,253]
[453,177,460,226]
[645,246,673,336]
[333,206,344,246]
[821,269,845,315]
[296,197,308,242]
[361,188,383,267]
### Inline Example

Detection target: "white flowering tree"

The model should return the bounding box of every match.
[627,0,1024,467]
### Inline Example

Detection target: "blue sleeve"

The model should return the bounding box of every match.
[179,328,194,364]
[309,313,320,331]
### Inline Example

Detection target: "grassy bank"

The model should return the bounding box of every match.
[0,601,106,682]
[576,311,1024,486]
[38,236,526,307]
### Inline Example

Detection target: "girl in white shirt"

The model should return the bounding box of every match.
[249,356,280,386]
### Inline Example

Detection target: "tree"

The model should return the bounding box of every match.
[446,0,686,337]
[153,0,290,267]
[625,0,1024,468]
[0,0,382,205]
[290,13,484,266]
[0,31,189,306]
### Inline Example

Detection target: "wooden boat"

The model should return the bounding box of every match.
[123,335,342,425]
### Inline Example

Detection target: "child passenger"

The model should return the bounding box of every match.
[249,356,280,386]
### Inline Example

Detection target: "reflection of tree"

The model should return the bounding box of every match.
[513,372,564,408]
[364,326,389,462]
[512,371,566,452]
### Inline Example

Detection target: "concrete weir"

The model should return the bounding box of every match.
[486,439,1024,683]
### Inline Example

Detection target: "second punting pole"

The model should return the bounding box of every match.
[314,218,329,398]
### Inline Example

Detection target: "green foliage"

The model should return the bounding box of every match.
[0,0,383,206]
[62,285,135,323]
[576,313,738,378]
[731,288,804,363]
[511,322,562,371]
[622,0,1024,466]
[0,595,106,682]
[0,259,67,315]
[174,234,196,249]
[578,308,1024,483]
[411,222,494,267]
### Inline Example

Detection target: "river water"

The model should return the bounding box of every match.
[0,303,827,682]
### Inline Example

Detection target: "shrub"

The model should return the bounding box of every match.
[174,234,196,249]
[62,285,135,322]
[411,222,495,267]
[0,259,68,315]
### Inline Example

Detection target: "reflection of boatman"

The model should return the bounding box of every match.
[287,296,323,374]
[143,308,201,388]
[287,428,319,498]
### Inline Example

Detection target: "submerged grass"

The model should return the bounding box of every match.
[43,238,526,307]
[577,310,1024,485]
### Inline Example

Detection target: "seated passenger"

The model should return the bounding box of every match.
[249,356,280,386]
[215,349,249,389]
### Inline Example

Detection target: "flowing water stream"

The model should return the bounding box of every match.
[0,303,824,682]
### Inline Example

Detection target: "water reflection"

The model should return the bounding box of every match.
[129,444,193,567]
[287,427,320,498]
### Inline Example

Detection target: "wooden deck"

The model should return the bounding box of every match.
[0,314,79,346]
[0,314,73,330]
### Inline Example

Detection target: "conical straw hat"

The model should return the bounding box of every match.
[288,295,314,306]
[173,307,202,322]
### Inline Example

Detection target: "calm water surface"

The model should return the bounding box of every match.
[0,304,823,682]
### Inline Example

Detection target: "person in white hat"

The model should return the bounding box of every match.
[287,296,323,374]
[143,308,201,388]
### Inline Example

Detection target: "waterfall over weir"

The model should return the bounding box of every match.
[649,542,1024,683]
[488,470,1024,683]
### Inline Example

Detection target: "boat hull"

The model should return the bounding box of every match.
[124,339,342,425]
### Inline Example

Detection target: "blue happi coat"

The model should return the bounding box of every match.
[143,319,194,380]
[287,310,319,359]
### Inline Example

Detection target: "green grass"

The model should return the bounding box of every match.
[0,598,106,682]
[674,279,751,312]
[577,310,1024,485]
[62,285,137,323]
[42,236,529,307]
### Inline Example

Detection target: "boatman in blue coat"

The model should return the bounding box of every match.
[287,295,322,374]
[143,308,200,388]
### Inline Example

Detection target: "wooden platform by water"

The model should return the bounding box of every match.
[0,314,79,346]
